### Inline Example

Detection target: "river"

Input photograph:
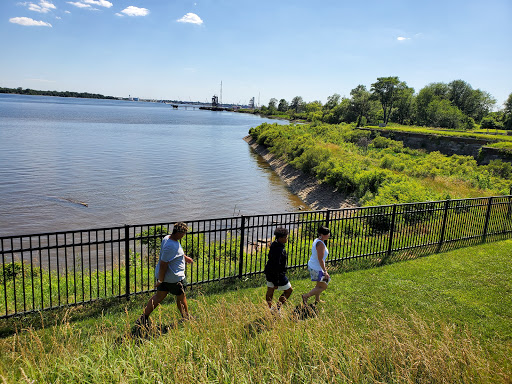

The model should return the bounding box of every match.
[0,94,306,237]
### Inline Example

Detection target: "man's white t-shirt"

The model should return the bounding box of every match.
[155,235,186,283]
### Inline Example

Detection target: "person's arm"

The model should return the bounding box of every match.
[316,241,330,279]
[156,260,168,287]
[184,254,194,264]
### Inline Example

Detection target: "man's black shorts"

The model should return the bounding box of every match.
[157,279,186,296]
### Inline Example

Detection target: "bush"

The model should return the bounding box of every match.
[480,116,504,130]
[486,160,512,179]
[371,135,404,151]
[363,178,436,206]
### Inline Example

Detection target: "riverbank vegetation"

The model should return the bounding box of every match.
[242,77,512,133]
[0,86,117,100]
[0,239,510,383]
[249,122,511,206]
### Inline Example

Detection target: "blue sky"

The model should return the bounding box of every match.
[1,0,511,107]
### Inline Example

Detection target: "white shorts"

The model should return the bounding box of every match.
[266,281,292,291]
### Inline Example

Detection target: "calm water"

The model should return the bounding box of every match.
[0,94,306,237]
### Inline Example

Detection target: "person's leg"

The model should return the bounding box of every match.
[176,293,189,319]
[143,290,169,317]
[266,287,276,308]
[313,282,327,304]
[302,282,326,304]
[277,287,293,307]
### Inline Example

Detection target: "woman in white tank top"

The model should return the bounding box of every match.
[302,226,331,305]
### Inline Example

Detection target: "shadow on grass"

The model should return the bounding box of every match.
[244,303,320,338]
[123,317,189,344]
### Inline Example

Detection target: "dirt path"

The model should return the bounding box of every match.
[244,135,357,210]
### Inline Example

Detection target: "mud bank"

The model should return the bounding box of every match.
[244,135,357,211]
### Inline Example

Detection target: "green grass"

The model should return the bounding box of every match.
[0,239,511,383]
[367,123,512,143]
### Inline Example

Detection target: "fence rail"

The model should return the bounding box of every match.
[1,195,511,318]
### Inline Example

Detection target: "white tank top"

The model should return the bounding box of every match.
[308,238,329,270]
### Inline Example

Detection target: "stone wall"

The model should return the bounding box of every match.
[358,128,512,165]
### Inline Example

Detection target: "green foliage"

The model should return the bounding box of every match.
[370,135,404,150]
[249,76,498,131]
[486,160,512,179]
[370,76,401,124]
[0,262,24,284]
[481,114,505,130]
[0,86,116,99]
[249,121,511,206]
[136,226,169,257]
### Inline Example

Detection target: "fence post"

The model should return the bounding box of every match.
[437,199,450,253]
[325,209,331,229]
[238,216,245,278]
[380,204,397,265]
[124,225,130,299]
[482,197,494,243]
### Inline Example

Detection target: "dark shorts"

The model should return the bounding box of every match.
[157,279,186,296]
[264,273,289,288]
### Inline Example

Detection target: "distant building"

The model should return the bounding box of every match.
[248,97,255,109]
[212,95,219,107]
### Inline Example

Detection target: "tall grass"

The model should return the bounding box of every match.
[0,301,502,383]
[0,239,510,383]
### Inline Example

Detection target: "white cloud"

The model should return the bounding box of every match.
[397,36,411,41]
[64,10,71,13]
[24,0,56,13]
[119,6,149,16]
[82,0,112,8]
[40,1,56,10]
[9,16,52,26]
[177,12,203,25]
[67,1,91,8]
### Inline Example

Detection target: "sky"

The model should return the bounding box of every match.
[1,0,511,107]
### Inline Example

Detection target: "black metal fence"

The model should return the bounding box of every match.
[1,195,511,318]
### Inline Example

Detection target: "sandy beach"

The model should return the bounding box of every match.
[244,135,357,211]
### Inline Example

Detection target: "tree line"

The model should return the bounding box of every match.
[258,77,512,131]
[0,87,116,100]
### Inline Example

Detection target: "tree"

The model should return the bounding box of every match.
[305,100,323,121]
[323,93,341,112]
[504,93,512,129]
[414,83,450,125]
[267,98,278,114]
[471,89,496,122]
[448,80,496,122]
[325,97,355,124]
[350,85,371,126]
[290,96,305,113]
[480,112,504,130]
[391,85,415,125]
[277,99,289,112]
[370,76,400,125]
[505,93,512,115]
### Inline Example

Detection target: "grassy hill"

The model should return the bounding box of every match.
[0,239,511,383]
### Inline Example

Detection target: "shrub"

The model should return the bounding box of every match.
[486,159,512,179]
[371,135,404,151]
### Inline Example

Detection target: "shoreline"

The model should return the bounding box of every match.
[244,135,357,211]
